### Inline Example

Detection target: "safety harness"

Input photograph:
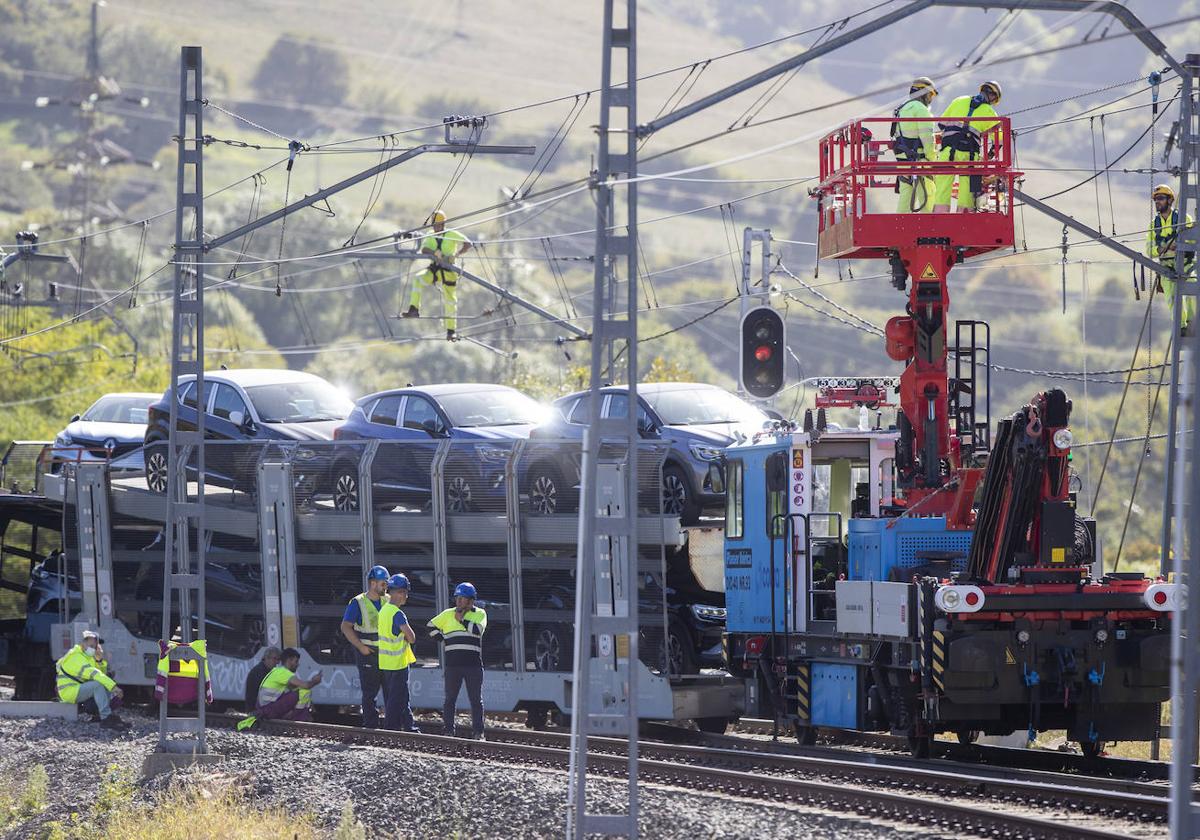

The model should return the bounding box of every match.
[891,100,930,211]
[939,94,988,157]
[427,235,458,288]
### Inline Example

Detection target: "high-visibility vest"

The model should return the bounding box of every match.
[939,94,1001,158]
[892,98,935,161]
[428,607,487,665]
[1148,210,1196,265]
[378,602,417,671]
[154,639,213,704]
[55,645,115,703]
[419,229,470,287]
[257,665,296,707]
[351,593,383,648]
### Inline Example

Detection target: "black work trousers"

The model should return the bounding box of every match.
[443,663,484,737]
[356,652,382,728]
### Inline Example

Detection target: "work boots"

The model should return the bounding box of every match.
[446,329,457,341]
[401,305,420,318]
[99,714,130,730]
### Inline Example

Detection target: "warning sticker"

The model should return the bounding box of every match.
[919,263,939,280]
[792,450,805,468]
[1005,647,1017,666]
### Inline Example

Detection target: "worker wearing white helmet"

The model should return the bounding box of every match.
[932,81,1003,213]
[1147,183,1196,333]
[401,209,473,341]
[891,76,939,213]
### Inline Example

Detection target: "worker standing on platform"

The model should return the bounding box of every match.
[55,630,127,729]
[1147,183,1197,335]
[932,80,1003,213]
[340,565,389,728]
[892,76,939,213]
[428,582,487,739]
[401,209,473,342]
[378,573,419,732]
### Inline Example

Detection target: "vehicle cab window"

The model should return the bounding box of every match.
[403,397,443,434]
[368,395,402,427]
[567,395,593,425]
[604,393,652,428]
[180,382,199,409]
[725,459,743,540]
[212,383,250,422]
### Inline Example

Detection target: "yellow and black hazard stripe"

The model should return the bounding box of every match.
[795,664,811,721]
[931,630,946,693]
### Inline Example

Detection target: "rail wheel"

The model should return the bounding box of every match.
[955,729,980,745]
[908,734,933,758]
[696,717,729,735]
[1080,740,1106,760]
[794,723,817,745]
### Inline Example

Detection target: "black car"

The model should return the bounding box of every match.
[143,369,353,497]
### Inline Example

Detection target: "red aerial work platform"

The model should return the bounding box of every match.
[811,116,1020,523]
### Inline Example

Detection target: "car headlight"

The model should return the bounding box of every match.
[54,434,72,446]
[688,443,723,462]
[476,444,510,463]
[690,604,726,621]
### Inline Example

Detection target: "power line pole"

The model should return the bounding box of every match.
[566,0,640,836]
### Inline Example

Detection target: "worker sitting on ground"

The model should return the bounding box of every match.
[892,76,939,213]
[244,647,281,713]
[401,208,473,342]
[251,647,322,723]
[932,81,1003,213]
[378,573,419,732]
[56,630,128,729]
[1147,183,1197,335]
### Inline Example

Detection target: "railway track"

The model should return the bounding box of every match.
[206,713,1160,839]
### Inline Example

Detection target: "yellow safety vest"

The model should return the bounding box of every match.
[428,607,487,664]
[351,593,383,648]
[420,230,470,286]
[378,602,417,671]
[939,94,1001,157]
[256,665,311,709]
[55,644,115,704]
[156,639,206,682]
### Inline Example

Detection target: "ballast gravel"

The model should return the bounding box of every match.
[0,711,956,840]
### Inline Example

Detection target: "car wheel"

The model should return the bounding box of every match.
[532,625,572,672]
[528,464,566,515]
[145,443,169,494]
[665,618,698,676]
[446,474,475,513]
[662,464,700,523]
[333,465,360,512]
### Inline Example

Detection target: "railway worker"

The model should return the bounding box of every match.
[55,630,128,729]
[341,564,390,728]
[90,637,123,714]
[378,573,419,732]
[244,647,281,713]
[428,581,487,739]
[400,208,473,341]
[1147,183,1197,334]
[251,648,322,722]
[932,80,1003,213]
[892,76,939,213]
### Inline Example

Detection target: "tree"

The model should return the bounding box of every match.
[252,35,350,107]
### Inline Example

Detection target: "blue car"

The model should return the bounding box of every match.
[329,383,552,512]
[526,382,769,523]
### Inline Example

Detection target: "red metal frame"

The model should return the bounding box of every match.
[814,116,1020,261]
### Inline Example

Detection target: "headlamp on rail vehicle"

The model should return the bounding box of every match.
[1016,629,1031,645]
[1052,428,1073,450]
[1093,628,1109,644]
[934,584,985,613]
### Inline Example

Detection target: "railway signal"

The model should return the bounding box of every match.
[739,306,785,399]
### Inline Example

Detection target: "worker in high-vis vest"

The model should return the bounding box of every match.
[56,630,128,729]
[400,208,473,341]
[340,564,389,728]
[378,573,419,732]
[892,76,939,213]
[252,648,322,722]
[1147,183,1197,334]
[932,80,1003,213]
[428,581,487,739]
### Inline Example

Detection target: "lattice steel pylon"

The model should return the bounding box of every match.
[156,45,209,755]
[565,0,641,836]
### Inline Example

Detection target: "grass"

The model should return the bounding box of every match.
[0,764,49,830]
[42,766,322,840]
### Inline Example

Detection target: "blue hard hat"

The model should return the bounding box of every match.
[454,582,477,599]
[388,573,409,590]
[368,565,390,582]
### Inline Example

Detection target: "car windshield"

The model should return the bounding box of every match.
[644,388,767,426]
[82,395,153,424]
[244,381,353,423]
[437,390,549,428]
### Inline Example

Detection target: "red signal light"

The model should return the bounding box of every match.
[1154,590,1168,605]
[964,591,980,606]
[755,345,772,362]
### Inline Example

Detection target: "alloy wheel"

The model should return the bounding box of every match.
[530,473,558,515]
[334,471,359,511]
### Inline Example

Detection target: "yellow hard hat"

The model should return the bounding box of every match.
[910,76,938,97]
[431,209,447,224]
[1152,184,1175,201]
[980,80,1002,103]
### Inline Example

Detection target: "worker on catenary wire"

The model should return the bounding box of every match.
[932,81,1003,213]
[401,209,473,341]
[892,76,939,213]
[1147,183,1196,336]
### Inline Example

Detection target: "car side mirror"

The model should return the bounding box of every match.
[637,417,656,438]
[70,414,80,423]
[228,410,245,427]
